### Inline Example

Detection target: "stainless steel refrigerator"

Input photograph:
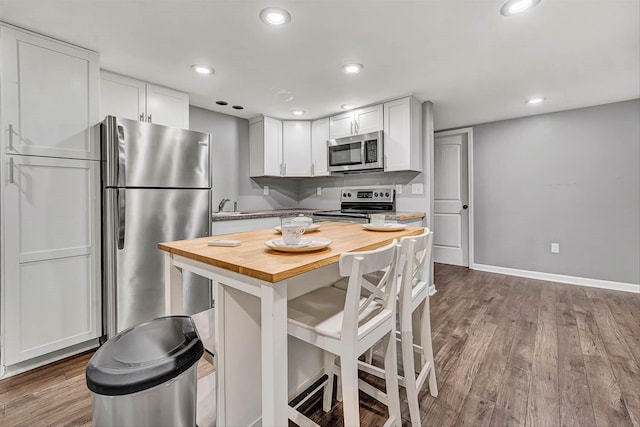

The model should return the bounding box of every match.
[101,116,212,339]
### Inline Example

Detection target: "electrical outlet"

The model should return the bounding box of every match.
[411,183,424,195]
[263,186,269,196]
[316,187,322,196]
[395,184,403,195]
[551,243,560,253]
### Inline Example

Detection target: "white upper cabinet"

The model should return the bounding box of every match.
[383,96,422,172]
[250,116,282,177]
[282,121,311,177]
[146,83,190,129]
[1,26,100,160]
[329,104,383,139]
[329,111,354,139]
[100,71,189,129]
[100,72,145,122]
[311,118,330,176]
[353,105,383,135]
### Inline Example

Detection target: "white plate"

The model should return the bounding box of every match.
[362,223,408,231]
[274,223,321,233]
[265,237,333,253]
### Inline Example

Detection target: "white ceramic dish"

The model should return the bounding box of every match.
[362,223,408,232]
[274,223,321,233]
[264,237,333,253]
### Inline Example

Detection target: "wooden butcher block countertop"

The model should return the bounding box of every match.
[158,221,423,283]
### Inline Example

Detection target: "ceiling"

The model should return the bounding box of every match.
[1,0,638,130]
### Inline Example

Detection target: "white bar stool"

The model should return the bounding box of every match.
[356,229,438,427]
[287,240,403,427]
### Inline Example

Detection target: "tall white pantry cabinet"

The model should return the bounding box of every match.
[0,24,102,369]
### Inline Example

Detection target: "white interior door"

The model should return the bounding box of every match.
[434,131,469,266]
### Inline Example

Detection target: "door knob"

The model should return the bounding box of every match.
[463,204,469,209]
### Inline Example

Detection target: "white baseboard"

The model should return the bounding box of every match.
[471,263,640,294]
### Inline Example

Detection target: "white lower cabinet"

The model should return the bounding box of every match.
[212,217,281,236]
[2,155,101,365]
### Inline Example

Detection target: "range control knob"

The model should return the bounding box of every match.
[343,192,347,198]
[374,192,379,197]
[348,192,352,197]
[385,192,390,197]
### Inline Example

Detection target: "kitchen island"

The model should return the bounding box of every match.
[159,222,424,426]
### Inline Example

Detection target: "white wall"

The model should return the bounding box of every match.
[472,99,640,284]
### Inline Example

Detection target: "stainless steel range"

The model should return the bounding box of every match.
[313,186,395,224]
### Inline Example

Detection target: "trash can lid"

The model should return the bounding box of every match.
[86,315,204,396]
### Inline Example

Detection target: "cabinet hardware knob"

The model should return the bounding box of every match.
[463,204,469,209]
[139,113,144,121]
[147,114,152,123]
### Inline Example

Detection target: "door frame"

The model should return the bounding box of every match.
[434,127,475,268]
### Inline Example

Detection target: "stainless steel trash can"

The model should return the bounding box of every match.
[86,316,204,427]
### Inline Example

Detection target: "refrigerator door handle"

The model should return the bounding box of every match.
[117,189,126,249]
[116,124,126,187]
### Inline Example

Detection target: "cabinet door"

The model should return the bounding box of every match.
[100,71,146,122]
[354,104,383,135]
[3,155,101,365]
[329,112,354,139]
[383,97,422,172]
[282,121,311,177]
[1,26,100,160]
[263,117,283,176]
[213,217,281,235]
[146,83,190,129]
[311,118,330,176]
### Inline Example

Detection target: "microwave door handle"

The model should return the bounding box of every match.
[361,142,366,165]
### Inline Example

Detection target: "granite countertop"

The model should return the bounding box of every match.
[212,209,425,222]
[212,209,322,221]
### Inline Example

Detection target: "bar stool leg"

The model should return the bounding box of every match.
[421,298,438,397]
[382,332,402,427]
[340,353,361,427]
[322,351,335,412]
[401,329,420,426]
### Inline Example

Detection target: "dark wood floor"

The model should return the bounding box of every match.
[1,264,638,427]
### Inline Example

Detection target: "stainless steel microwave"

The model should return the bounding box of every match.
[327,131,384,173]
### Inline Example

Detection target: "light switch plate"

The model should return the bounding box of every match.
[551,243,560,253]
[395,184,403,195]
[411,183,424,194]
[263,186,269,196]
[316,187,322,196]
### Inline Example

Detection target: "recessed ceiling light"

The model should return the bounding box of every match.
[341,104,356,110]
[191,64,215,75]
[500,0,541,16]
[259,7,291,26]
[232,105,244,110]
[290,109,305,116]
[341,63,364,74]
[525,97,545,104]
[216,101,228,106]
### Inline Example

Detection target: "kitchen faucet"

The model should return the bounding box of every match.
[218,198,231,212]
